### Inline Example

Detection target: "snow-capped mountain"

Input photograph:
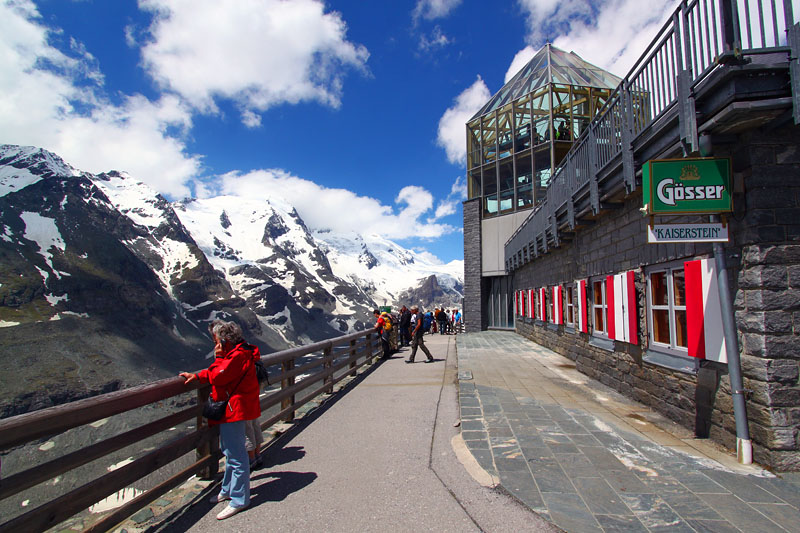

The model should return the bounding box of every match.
[0,145,463,414]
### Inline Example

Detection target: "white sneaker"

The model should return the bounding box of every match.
[209,492,230,504]
[216,503,248,520]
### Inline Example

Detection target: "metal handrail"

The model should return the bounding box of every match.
[505,0,798,259]
[0,328,382,532]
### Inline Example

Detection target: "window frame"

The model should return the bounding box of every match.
[591,277,607,337]
[565,283,576,327]
[645,261,689,357]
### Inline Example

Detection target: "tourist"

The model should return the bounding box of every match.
[406,305,434,363]
[437,308,447,335]
[180,320,260,520]
[398,305,412,347]
[373,309,392,359]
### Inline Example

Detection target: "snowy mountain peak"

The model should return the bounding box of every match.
[0,145,82,198]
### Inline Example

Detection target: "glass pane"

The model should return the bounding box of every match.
[593,281,603,305]
[484,194,498,216]
[468,169,481,200]
[594,307,604,331]
[650,272,668,306]
[499,189,514,212]
[675,310,687,348]
[652,309,671,344]
[673,269,685,307]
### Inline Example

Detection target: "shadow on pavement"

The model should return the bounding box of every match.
[250,471,318,503]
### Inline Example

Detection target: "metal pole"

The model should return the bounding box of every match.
[710,214,752,464]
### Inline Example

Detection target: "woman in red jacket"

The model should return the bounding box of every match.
[181,320,260,520]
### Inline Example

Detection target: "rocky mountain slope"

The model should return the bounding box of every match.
[0,145,463,415]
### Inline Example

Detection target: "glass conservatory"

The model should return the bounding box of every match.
[467,44,622,218]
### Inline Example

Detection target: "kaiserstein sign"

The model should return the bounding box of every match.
[647,223,729,243]
[642,158,732,215]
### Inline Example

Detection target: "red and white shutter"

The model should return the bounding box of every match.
[577,279,588,333]
[551,286,563,324]
[685,258,727,363]
[522,289,527,317]
[539,287,546,319]
[606,271,638,344]
[528,288,535,318]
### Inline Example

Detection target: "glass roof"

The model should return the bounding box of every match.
[471,44,623,121]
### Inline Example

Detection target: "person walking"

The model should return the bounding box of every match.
[406,305,434,363]
[180,320,260,520]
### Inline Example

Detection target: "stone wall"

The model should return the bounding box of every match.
[463,198,485,333]
[512,123,800,471]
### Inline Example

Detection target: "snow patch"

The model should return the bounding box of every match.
[45,293,68,306]
[21,212,68,281]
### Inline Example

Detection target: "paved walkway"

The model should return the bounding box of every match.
[135,334,555,532]
[457,331,800,533]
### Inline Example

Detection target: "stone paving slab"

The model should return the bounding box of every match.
[457,331,800,533]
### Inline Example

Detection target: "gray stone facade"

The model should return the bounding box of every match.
[510,123,800,471]
[463,198,486,333]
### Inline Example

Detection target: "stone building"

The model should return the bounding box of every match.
[463,4,800,470]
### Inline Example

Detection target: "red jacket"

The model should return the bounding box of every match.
[197,342,261,426]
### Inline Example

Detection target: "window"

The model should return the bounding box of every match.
[647,265,688,354]
[566,284,575,327]
[592,279,607,336]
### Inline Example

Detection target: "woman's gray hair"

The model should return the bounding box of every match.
[208,320,243,345]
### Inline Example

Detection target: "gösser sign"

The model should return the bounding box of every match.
[642,158,732,215]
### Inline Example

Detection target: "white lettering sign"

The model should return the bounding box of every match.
[656,178,726,206]
[647,223,729,243]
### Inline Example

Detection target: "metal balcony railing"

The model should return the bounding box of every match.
[505,0,800,271]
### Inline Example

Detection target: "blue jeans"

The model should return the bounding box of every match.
[219,420,250,508]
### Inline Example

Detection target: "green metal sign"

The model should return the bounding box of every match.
[643,158,732,215]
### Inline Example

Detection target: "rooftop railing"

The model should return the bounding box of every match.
[505,0,799,269]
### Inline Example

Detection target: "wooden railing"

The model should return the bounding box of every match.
[0,329,383,532]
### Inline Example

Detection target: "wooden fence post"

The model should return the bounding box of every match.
[196,386,219,479]
[323,345,333,394]
[281,358,295,422]
[349,339,357,377]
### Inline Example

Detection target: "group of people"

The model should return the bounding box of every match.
[181,306,464,521]
[376,305,462,364]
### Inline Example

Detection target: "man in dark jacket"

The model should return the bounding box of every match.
[436,308,447,335]
[407,305,434,363]
[398,306,412,347]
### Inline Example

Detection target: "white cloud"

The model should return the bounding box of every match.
[215,169,457,240]
[515,0,681,77]
[433,175,466,220]
[436,77,491,165]
[0,1,200,198]
[412,0,462,23]
[505,45,536,83]
[240,109,262,128]
[139,0,369,115]
[418,25,452,52]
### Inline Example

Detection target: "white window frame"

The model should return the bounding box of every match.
[646,261,689,357]
[565,283,576,327]
[591,277,607,337]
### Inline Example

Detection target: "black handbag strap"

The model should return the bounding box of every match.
[220,359,251,400]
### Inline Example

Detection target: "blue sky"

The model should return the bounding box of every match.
[0,0,679,263]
